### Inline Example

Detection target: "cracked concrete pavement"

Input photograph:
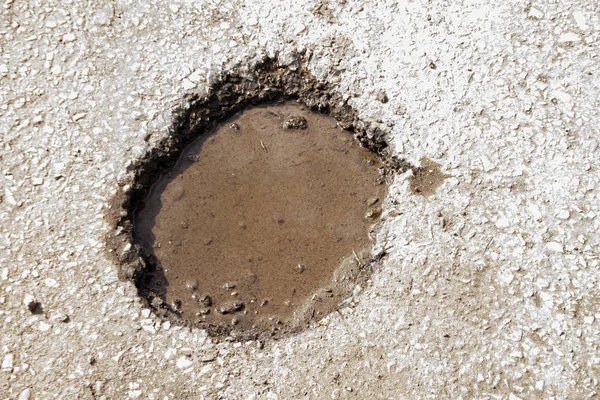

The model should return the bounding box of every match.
[1,0,600,398]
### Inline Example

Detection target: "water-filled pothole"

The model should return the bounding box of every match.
[107,57,412,340]
[134,101,385,334]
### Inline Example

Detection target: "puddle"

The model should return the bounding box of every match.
[409,157,450,196]
[106,57,414,340]
[134,102,386,335]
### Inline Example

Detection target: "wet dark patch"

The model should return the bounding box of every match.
[409,158,450,197]
[106,55,413,341]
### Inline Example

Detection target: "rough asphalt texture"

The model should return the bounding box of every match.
[1,0,599,399]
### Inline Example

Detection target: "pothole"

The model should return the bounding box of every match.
[107,57,412,340]
[135,101,385,333]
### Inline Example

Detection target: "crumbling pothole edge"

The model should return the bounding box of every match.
[105,55,413,341]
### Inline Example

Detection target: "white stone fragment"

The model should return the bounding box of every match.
[552,90,572,103]
[39,322,52,332]
[480,155,494,172]
[584,315,595,324]
[187,70,203,83]
[18,389,30,400]
[1,268,8,280]
[73,112,87,121]
[23,294,35,307]
[128,390,142,399]
[528,7,543,19]
[2,353,13,371]
[587,211,596,219]
[558,32,580,43]
[131,146,146,159]
[32,178,44,186]
[4,188,17,205]
[495,217,509,228]
[556,210,570,220]
[141,309,151,318]
[546,242,563,253]
[92,7,114,26]
[176,356,193,369]
[62,33,76,42]
[44,278,58,287]
[529,204,542,220]
[497,269,514,286]
[182,79,196,90]
[573,11,588,31]
[50,313,70,322]
[142,325,156,334]
[509,394,522,400]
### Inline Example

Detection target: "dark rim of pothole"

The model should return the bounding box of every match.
[106,54,413,341]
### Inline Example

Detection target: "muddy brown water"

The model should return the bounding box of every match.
[134,102,386,335]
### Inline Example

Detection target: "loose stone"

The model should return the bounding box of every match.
[283,115,307,130]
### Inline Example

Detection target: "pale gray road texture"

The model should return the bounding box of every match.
[1,0,600,399]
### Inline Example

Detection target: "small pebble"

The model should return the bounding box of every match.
[18,389,30,400]
[217,301,244,314]
[173,299,182,310]
[198,294,212,307]
[283,116,307,130]
[365,209,381,219]
[185,280,198,292]
[2,354,13,371]
[375,90,388,103]
[51,313,70,323]
[366,197,379,206]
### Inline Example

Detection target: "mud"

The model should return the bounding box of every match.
[106,56,413,340]
[134,102,385,333]
[409,158,450,197]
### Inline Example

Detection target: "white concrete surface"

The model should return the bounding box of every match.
[1,0,600,398]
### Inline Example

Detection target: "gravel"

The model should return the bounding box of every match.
[1,0,600,398]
